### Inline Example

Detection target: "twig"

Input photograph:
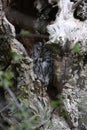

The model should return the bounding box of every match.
[16,33,49,39]
[0,33,49,39]
[0,33,49,40]
[5,86,22,111]
[1,113,18,125]
[0,104,10,113]
[72,0,84,10]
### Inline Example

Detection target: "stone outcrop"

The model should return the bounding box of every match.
[0,0,87,130]
[47,0,87,129]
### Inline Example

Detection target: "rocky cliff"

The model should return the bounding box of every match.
[0,0,87,130]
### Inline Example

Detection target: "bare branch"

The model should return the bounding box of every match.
[72,0,84,10]
[0,33,49,39]
[0,104,9,113]
[5,86,22,111]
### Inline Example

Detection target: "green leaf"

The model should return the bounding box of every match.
[20,29,30,36]
[50,101,58,108]
[10,51,22,62]
[72,43,81,54]
[5,71,14,80]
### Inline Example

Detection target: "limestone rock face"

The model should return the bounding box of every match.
[1,0,87,130]
[47,0,87,130]
[0,3,71,130]
[47,0,87,52]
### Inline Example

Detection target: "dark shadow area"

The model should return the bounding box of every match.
[83,53,87,65]
[74,7,87,21]
[47,84,58,100]
[8,0,58,32]
[70,0,87,21]
[48,6,58,21]
[10,0,38,17]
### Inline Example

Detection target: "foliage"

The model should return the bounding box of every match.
[51,95,68,119]
[45,43,63,56]
[8,101,40,130]
[0,50,22,88]
[71,43,81,55]
[10,51,22,62]
[0,70,14,88]
[0,72,42,129]
[20,29,30,36]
